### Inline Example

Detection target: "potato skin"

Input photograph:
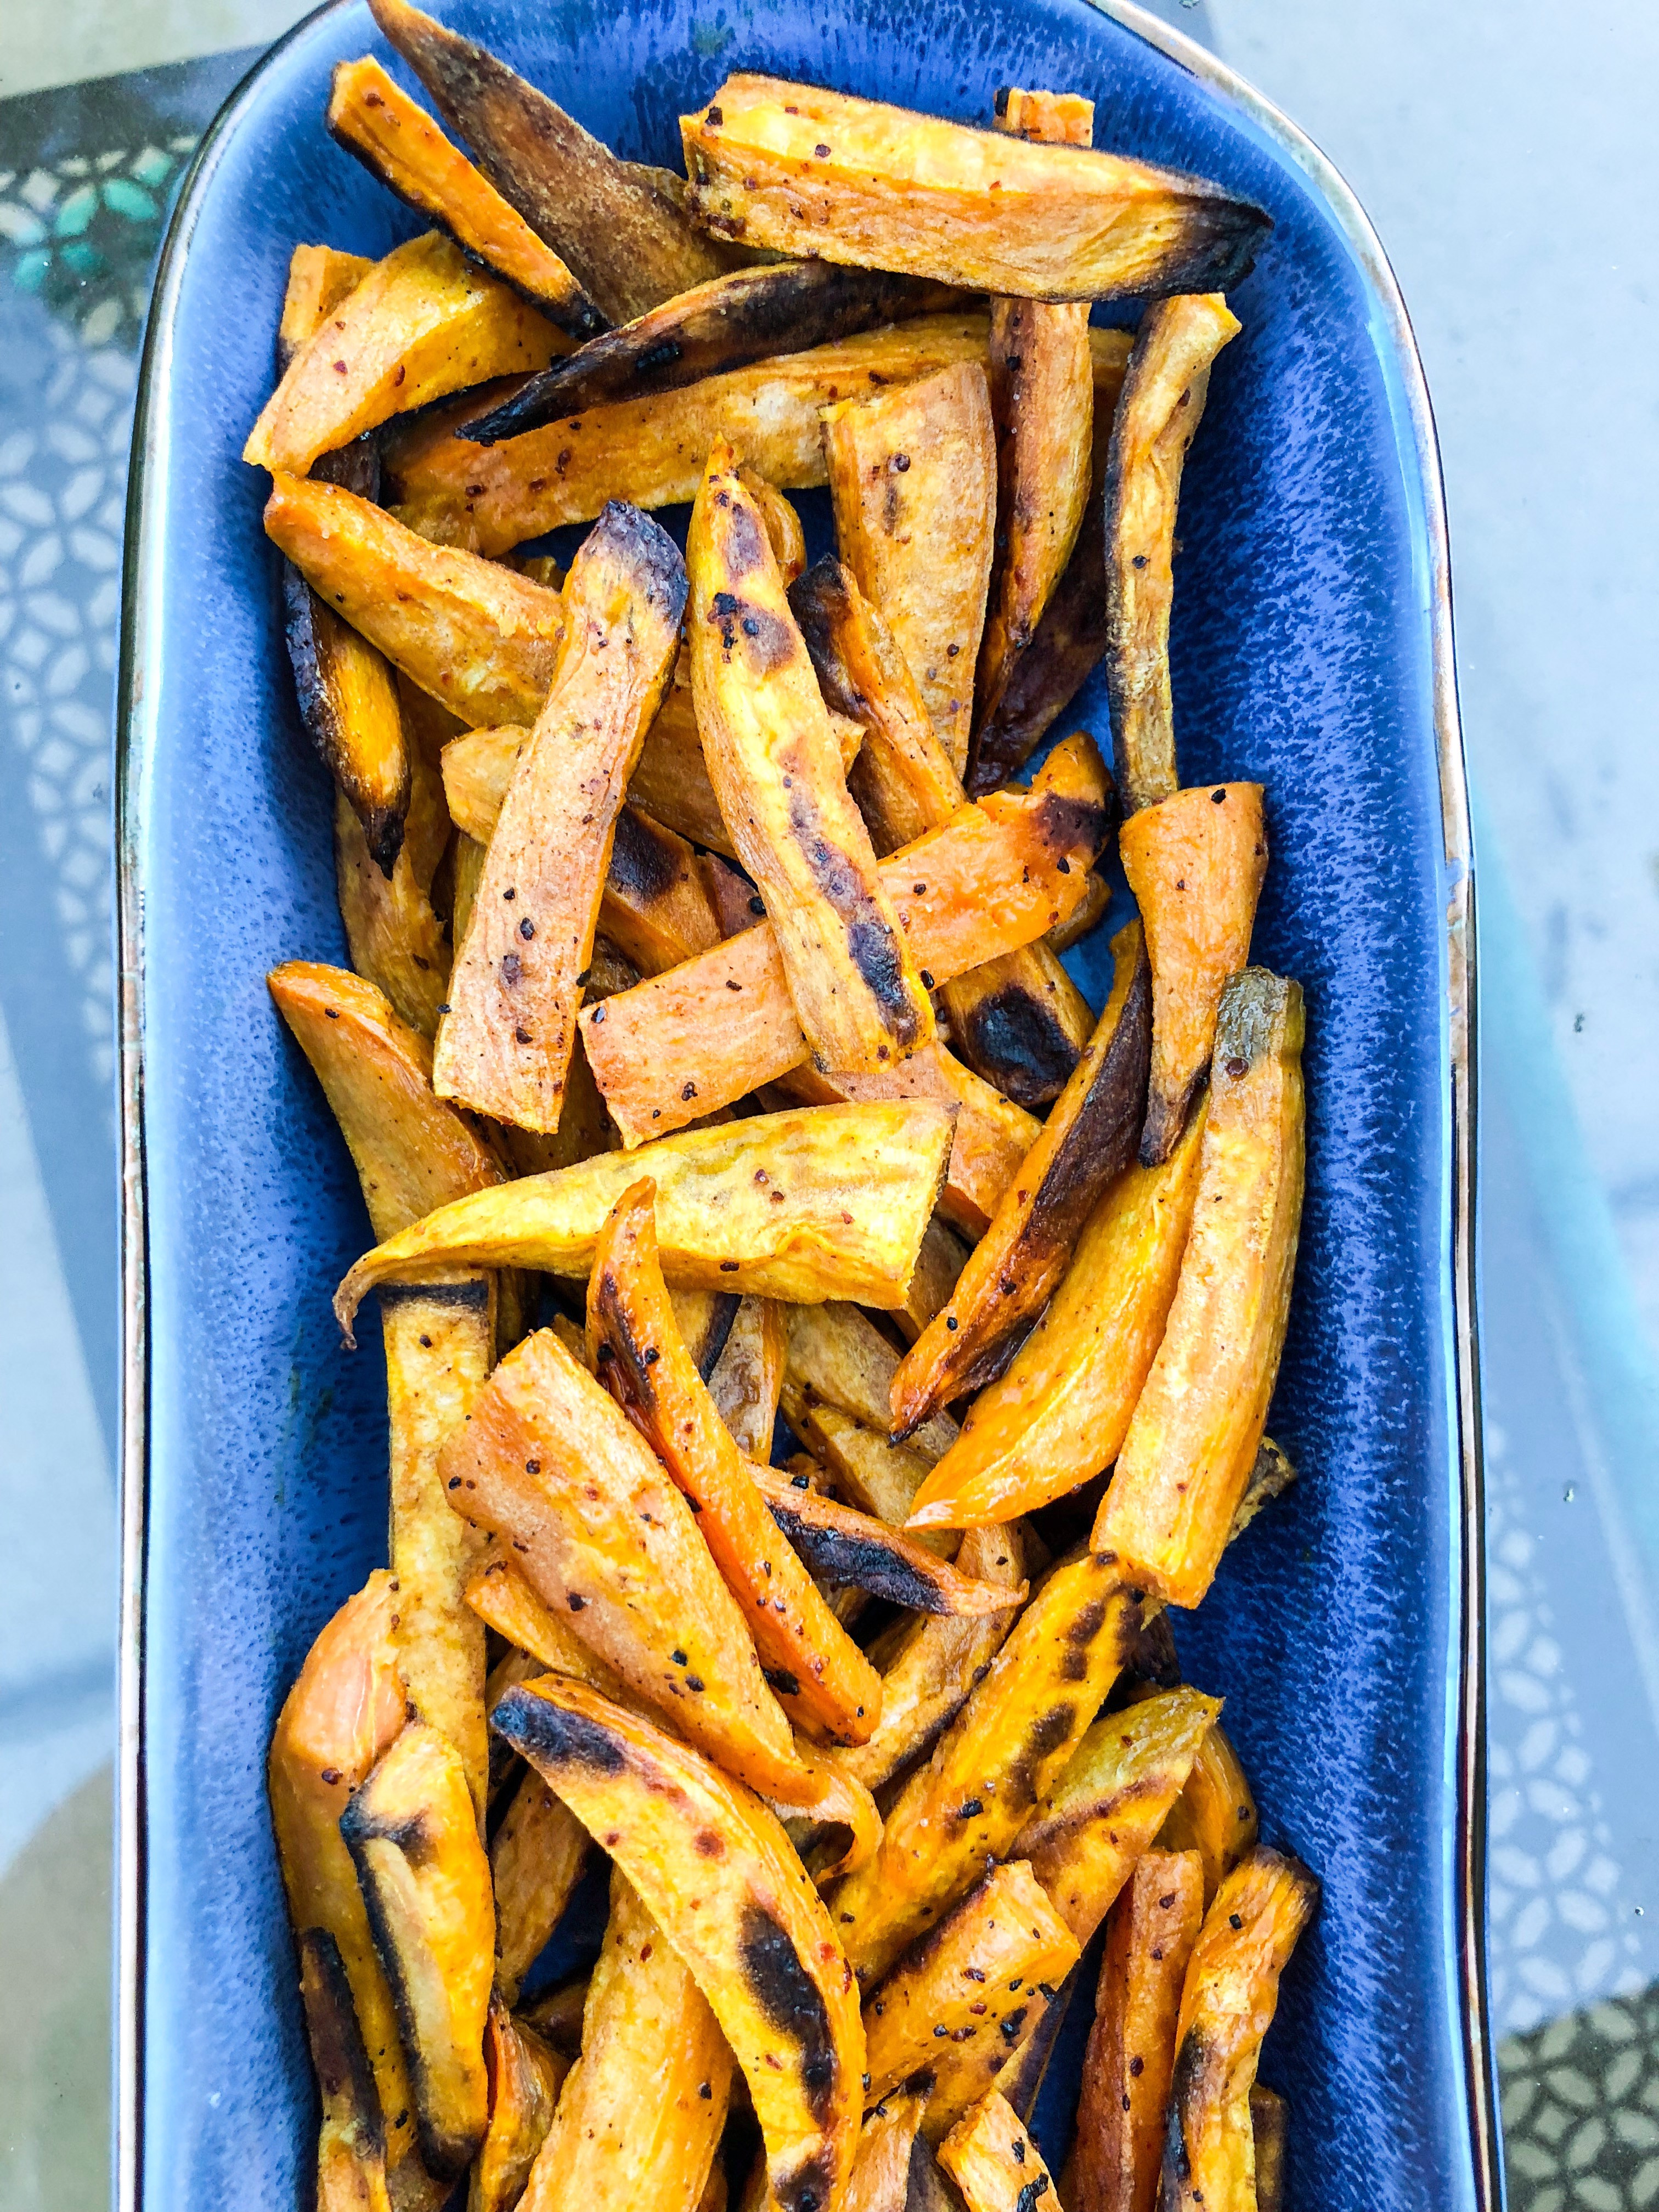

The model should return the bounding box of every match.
[284,561,411,876]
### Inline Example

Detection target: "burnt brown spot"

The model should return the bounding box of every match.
[774,2148,838,2212]
[296,1928,386,2160]
[952,983,1083,1110]
[695,1829,726,1859]
[787,787,923,1045]
[739,1904,838,2124]
[725,497,769,578]
[764,1502,951,1611]
[489,1686,624,1775]
[608,805,683,908]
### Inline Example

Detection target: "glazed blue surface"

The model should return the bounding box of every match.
[126,1,1470,2205]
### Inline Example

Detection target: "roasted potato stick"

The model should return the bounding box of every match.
[827,1555,1143,1985]
[1069,1850,1204,2212]
[284,561,411,876]
[1121,784,1267,1166]
[822,362,995,775]
[906,1101,1205,1532]
[490,1769,591,2004]
[368,0,726,325]
[1102,295,1240,815]
[336,683,457,1038]
[433,502,686,1131]
[493,1676,867,2212]
[335,1102,956,1336]
[469,262,962,442]
[778,1396,939,1538]
[578,734,1113,1142]
[519,1871,732,2212]
[682,77,1269,301]
[936,2090,1059,2212]
[898,1217,969,1346]
[1159,1850,1318,2212]
[586,1179,883,1745]
[747,1462,1024,1617]
[689,442,934,1073]
[891,920,1152,1437]
[465,1555,628,1699]
[266,474,567,727]
[246,232,563,476]
[1155,1720,1259,1908]
[1249,2086,1288,2212]
[342,1722,495,2180]
[786,1304,958,1467]
[1011,1688,1221,1944]
[328,59,603,335]
[974,89,1095,743]
[969,499,1105,798]
[279,243,373,371]
[1092,972,1305,1609]
[939,945,1094,1113]
[864,1861,1079,2137]
[470,2001,568,2212]
[297,1927,396,2212]
[845,2090,931,2212]
[388,314,994,554]
[710,1296,790,1459]
[601,805,724,978]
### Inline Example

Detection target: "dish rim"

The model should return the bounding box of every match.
[112,3,1492,2207]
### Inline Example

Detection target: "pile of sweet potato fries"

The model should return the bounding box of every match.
[251,10,1318,2211]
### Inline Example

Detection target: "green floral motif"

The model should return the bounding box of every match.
[0,136,195,344]
[1500,1986,1659,2210]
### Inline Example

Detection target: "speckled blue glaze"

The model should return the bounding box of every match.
[122,2,1475,2205]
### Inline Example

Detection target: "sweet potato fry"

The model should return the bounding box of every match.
[845,2090,931,2212]
[689,443,934,1073]
[265,474,568,727]
[368,0,727,324]
[709,1296,789,1459]
[518,1871,733,2212]
[1249,2086,1288,2212]
[388,315,994,552]
[969,500,1105,798]
[285,561,411,876]
[1121,784,1267,1166]
[465,1555,628,1700]
[785,1303,958,1466]
[433,502,686,1131]
[246,232,562,476]
[936,2090,1059,2212]
[1155,1719,1259,1908]
[938,946,1095,1113]
[864,1861,1079,2137]
[1092,971,1305,1609]
[822,362,995,775]
[335,681,457,1037]
[342,1722,495,2180]
[1011,1688,1221,1944]
[906,1100,1205,1532]
[578,733,1113,1143]
[278,243,373,371]
[334,1101,956,1336]
[890,920,1152,1437]
[682,77,1269,301]
[1228,1437,1296,1547]
[1049,871,1110,955]
[778,1395,939,1536]
[826,1555,1143,1986]
[974,89,1095,742]
[487,1645,547,1807]
[296,1928,396,2212]
[492,1675,867,2212]
[747,1462,1024,1617]
[1159,1850,1318,2212]
[1069,1850,1205,2212]
[471,2001,568,2212]
[327,59,603,335]
[628,681,740,855]
[490,1768,591,2004]
[586,1179,882,1746]
[898,1217,970,1345]
[469,262,962,441]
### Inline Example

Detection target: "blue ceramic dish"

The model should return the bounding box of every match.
[117,3,1489,2206]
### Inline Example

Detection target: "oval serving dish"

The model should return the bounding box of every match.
[117,1,1489,2205]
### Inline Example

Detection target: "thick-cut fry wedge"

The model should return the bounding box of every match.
[465,1555,628,1699]
[433,502,686,1131]
[1103,294,1242,816]
[907,1101,1205,1531]
[974,89,1094,745]
[388,314,994,553]
[586,1180,882,1746]
[1120,785,1267,1166]
[780,1395,940,1538]
[368,0,727,324]
[936,2091,1059,2212]
[470,2001,568,2212]
[1092,972,1304,1609]
[266,475,567,727]
[297,1927,396,2212]
[437,1324,813,1795]
[1011,1689,1220,1944]
[328,60,603,335]
[578,734,1113,1142]
[710,1295,789,1459]
[270,1579,425,2198]
[279,243,373,371]
[863,1862,1079,2137]
[246,232,563,477]
[1249,2086,1288,2212]
[748,1462,1024,1617]
[336,680,457,1038]
[898,1217,970,1346]
[342,1722,495,2180]
[285,562,411,876]
[1159,1850,1318,2212]
[822,362,995,776]
[493,1676,867,2212]
[1155,1719,1259,1908]
[689,442,934,1074]
[1069,1850,1204,2212]
[970,501,1105,799]
[490,1769,591,2004]
[335,1102,955,1336]
[891,921,1152,1436]
[682,77,1269,301]
[827,1556,1143,1986]
[518,1871,732,2212]
[845,2090,931,2212]
[469,262,962,442]
[786,1304,958,1467]
[938,946,1094,1113]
